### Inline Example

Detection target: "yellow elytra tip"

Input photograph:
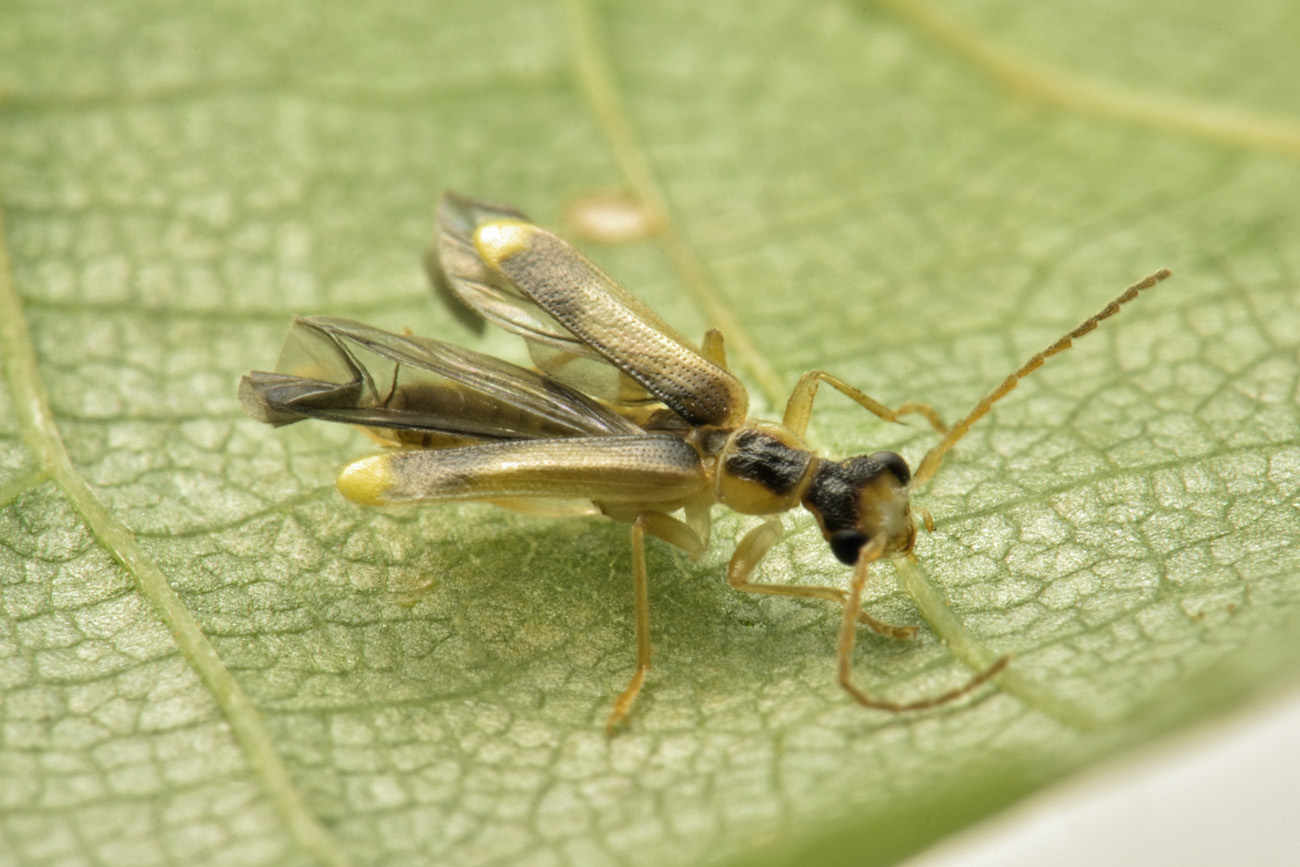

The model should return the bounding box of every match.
[337,454,396,506]
[474,219,537,268]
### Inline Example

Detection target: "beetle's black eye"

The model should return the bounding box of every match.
[869,450,911,486]
[829,529,870,565]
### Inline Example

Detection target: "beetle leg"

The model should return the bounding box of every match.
[681,486,715,557]
[726,518,916,641]
[606,514,653,732]
[600,506,707,560]
[837,539,1009,711]
[700,328,730,370]
[782,371,947,439]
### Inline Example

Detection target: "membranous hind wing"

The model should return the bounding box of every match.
[238,316,643,446]
[426,195,529,336]
[432,192,749,429]
[430,193,641,403]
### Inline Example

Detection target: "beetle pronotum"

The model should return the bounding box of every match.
[240,192,1170,729]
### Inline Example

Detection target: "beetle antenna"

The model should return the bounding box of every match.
[910,268,1171,488]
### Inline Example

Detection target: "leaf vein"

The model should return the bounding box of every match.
[0,206,350,867]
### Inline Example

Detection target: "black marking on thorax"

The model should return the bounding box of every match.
[723,430,813,497]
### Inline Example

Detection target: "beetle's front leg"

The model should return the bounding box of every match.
[727,519,916,641]
[782,370,947,440]
[837,541,1009,711]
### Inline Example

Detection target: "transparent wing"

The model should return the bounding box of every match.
[431,192,749,427]
[426,194,526,337]
[428,195,562,341]
[239,316,644,444]
[431,192,658,409]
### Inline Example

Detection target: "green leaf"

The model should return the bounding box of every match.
[3,1,1298,865]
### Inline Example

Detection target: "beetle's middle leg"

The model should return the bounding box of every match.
[783,371,947,439]
[601,509,710,732]
[727,518,916,641]
[701,328,730,370]
[606,514,654,732]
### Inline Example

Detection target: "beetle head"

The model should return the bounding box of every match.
[801,451,915,565]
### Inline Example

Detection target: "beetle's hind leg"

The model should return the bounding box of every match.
[837,540,1009,711]
[727,518,916,641]
[783,371,948,439]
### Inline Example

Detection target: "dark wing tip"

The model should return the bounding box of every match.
[238,372,303,426]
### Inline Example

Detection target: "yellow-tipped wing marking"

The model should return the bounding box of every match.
[337,436,705,508]
[434,192,749,428]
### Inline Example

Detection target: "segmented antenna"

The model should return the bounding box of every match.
[910,268,1172,488]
